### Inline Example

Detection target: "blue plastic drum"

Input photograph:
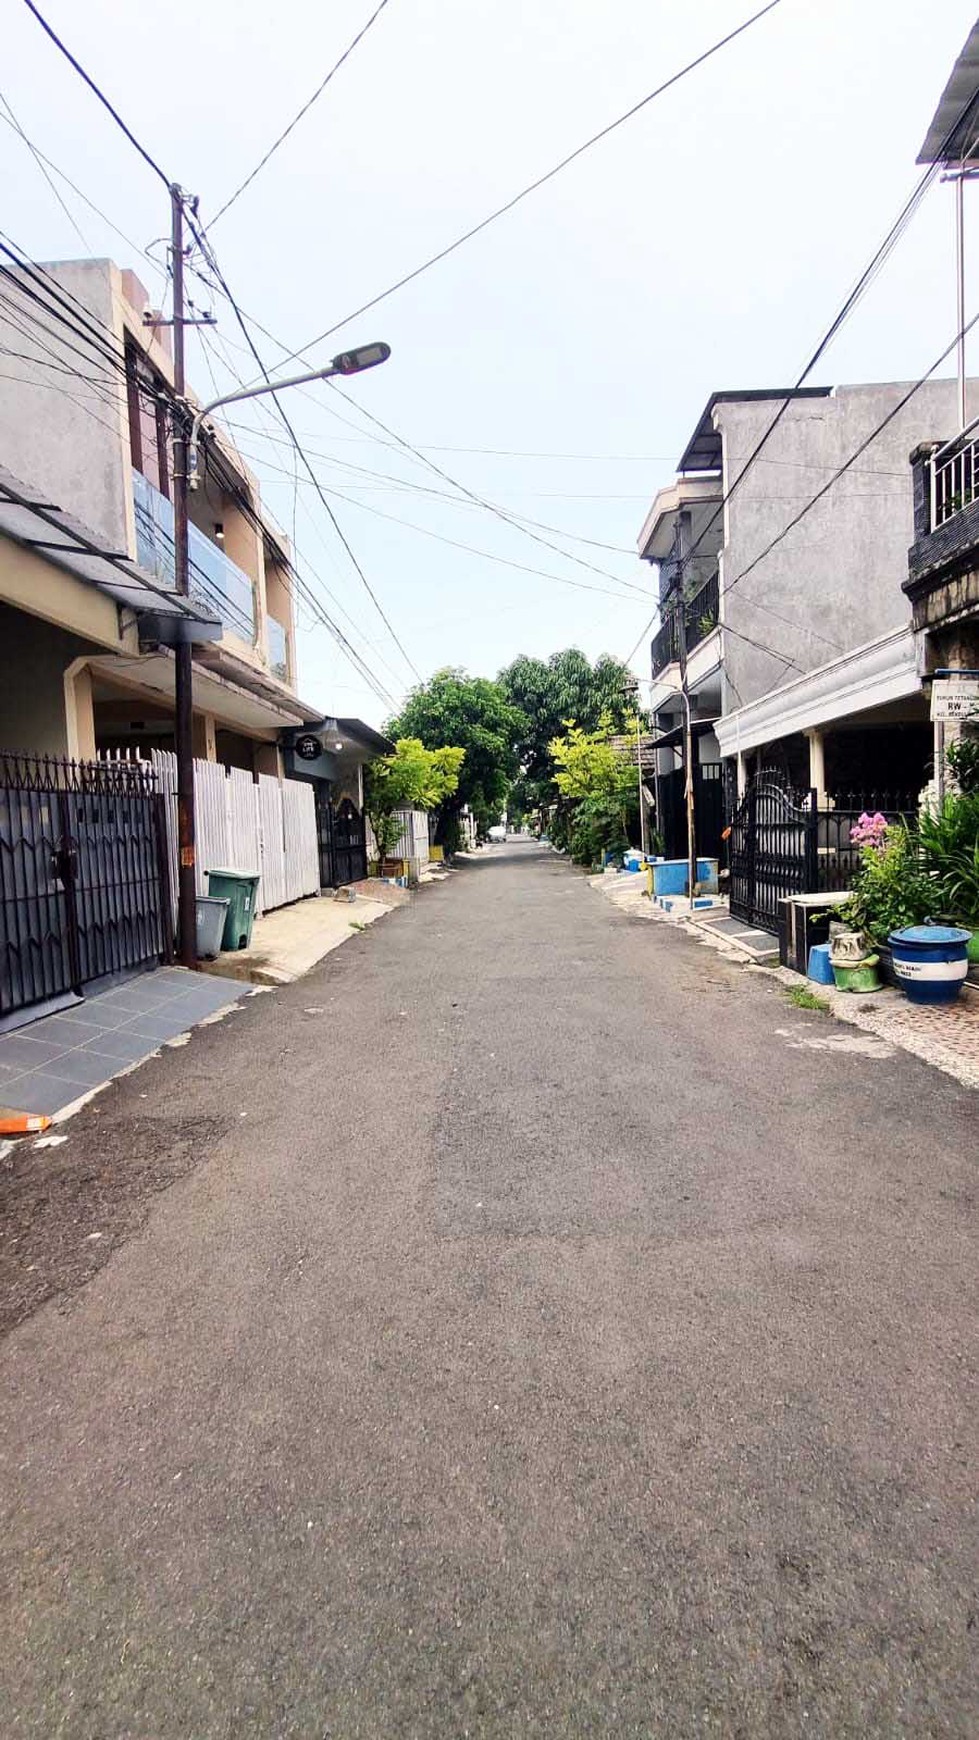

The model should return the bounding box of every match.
[888,923,971,1005]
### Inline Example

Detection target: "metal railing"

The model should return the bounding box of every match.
[650,571,720,676]
[931,424,979,528]
[133,469,256,641]
[684,571,719,654]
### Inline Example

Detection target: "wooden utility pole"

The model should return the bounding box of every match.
[170,184,197,968]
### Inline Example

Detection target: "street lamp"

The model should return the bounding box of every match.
[171,332,390,972]
[187,341,391,486]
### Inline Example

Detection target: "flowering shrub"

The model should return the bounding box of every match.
[849,811,889,849]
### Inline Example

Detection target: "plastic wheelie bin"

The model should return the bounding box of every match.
[196,894,230,959]
[206,868,260,951]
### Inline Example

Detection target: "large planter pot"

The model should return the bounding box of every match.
[831,954,882,993]
[888,924,972,1005]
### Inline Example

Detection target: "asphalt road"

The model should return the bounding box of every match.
[1,843,977,1737]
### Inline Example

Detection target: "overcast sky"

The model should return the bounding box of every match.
[4,0,979,725]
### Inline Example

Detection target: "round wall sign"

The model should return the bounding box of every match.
[294,733,322,761]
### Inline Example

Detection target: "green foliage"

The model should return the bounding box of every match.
[841,825,935,945]
[549,716,638,865]
[498,648,637,822]
[387,669,522,848]
[364,736,464,866]
[946,735,979,796]
[917,791,979,924]
[786,986,829,1012]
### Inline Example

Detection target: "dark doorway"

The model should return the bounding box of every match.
[333,798,367,885]
[314,782,336,888]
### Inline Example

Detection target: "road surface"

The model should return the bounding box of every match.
[1,843,976,1736]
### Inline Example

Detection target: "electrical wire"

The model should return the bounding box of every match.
[20,0,170,190]
[185,214,423,685]
[266,1,785,368]
[210,0,395,227]
[0,87,91,250]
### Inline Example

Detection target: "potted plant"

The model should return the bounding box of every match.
[836,814,935,986]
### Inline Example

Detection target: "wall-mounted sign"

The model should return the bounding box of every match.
[930,676,979,722]
[294,733,323,761]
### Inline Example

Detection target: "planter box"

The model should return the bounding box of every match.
[650,857,718,897]
[779,891,851,975]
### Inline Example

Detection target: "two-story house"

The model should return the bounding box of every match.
[639,378,972,858]
[0,256,318,768]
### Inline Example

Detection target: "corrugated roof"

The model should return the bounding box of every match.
[677,389,832,475]
[918,22,979,164]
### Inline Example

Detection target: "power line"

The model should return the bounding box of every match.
[210,0,395,227]
[721,308,979,603]
[328,381,643,589]
[185,211,423,686]
[0,87,91,249]
[20,0,170,191]
[263,1,784,368]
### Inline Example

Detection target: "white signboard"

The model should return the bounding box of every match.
[930,676,979,722]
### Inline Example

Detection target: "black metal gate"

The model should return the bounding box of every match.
[332,797,366,885]
[729,781,817,932]
[314,782,336,888]
[0,753,171,1021]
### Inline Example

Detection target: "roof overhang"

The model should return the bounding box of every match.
[637,475,724,560]
[192,642,322,722]
[90,649,308,737]
[652,717,719,752]
[0,465,221,645]
[918,23,979,164]
[713,628,922,758]
[677,388,833,475]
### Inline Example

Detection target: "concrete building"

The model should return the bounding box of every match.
[0,256,319,767]
[638,378,973,842]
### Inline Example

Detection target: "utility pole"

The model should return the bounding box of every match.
[170,184,197,969]
[671,515,697,902]
[635,705,648,858]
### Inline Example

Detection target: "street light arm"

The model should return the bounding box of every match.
[187,342,390,486]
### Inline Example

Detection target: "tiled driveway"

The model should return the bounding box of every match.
[0,968,248,1116]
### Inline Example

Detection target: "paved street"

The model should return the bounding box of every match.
[1,843,976,1737]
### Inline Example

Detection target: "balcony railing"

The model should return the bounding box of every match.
[931,430,979,528]
[267,616,289,683]
[650,571,720,677]
[132,469,255,642]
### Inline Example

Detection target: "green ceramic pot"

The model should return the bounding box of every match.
[832,955,882,993]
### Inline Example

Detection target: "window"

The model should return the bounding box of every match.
[125,340,169,499]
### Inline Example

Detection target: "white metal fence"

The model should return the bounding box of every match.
[366,807,430,869]
[149,752,319,922]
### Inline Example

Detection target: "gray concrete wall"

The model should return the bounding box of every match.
[0,260,131,552]
[713,379,971,707]
[0,603,98,755]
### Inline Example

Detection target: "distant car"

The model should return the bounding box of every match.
[487,825,507,843]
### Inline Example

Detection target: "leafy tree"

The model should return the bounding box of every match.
[550,715,638,864]
[387,669,523,847]
[498,649,637,824]
[364,737,464,867]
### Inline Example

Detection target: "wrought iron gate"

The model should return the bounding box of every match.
[332,797,366,885]
[729,781,817,932]
[0,753,171,1021]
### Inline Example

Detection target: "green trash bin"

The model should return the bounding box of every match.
[206,868,260,951]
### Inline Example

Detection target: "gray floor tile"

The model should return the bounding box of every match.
[39,1050,117,1089]
[91,991,168,1018]
[0,1072,87,1114]
[0,1034,68,1069]
[24,1013,108,1046]
[79,1031,157,1064]
[0,1059,25,1082]
[120,1015,192,1043]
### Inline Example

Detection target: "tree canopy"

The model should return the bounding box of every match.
[387,669,523,844]
[498,649,636,819]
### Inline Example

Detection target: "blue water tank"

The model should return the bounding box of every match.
[888,923,971,1005]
